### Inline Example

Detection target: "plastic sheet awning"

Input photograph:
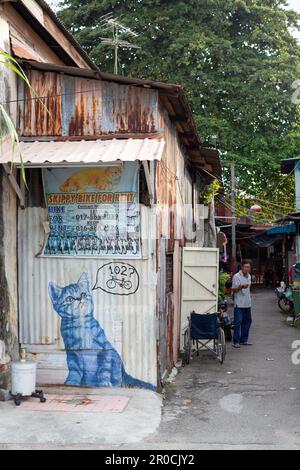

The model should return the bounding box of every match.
[267,224,297,235]
[248,236,279,248]
[0,138,165,167]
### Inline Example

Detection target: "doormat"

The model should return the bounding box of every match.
[16,394,130,413]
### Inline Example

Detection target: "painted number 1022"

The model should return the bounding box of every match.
[109,264,135,278]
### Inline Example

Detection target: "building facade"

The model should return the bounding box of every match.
[0,0,221,392]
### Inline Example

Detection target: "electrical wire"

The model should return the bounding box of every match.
[160,159,289,220]
[249,196,295,211]
[216,196,280,225]
[197,165,295,216]
[217,200,278,225]
[160,160,179,181]
[0,88,110,106]
[222,194,294,213]
[216,197,251,220]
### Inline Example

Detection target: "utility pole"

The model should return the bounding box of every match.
[231,162,237,274]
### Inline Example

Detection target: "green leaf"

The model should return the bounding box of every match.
[0,104,27,186]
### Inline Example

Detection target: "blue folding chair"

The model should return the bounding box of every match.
[183,311,226,365]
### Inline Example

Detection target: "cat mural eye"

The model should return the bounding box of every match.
[65,292,87,304]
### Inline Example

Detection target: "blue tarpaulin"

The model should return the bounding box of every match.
[266,224,296,235]
[250,236,278,248]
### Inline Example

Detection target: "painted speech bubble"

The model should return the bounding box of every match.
[93,262,140,296]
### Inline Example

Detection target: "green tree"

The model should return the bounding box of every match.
[58,0,300,211]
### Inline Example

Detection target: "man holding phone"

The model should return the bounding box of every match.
[231,261,252,348]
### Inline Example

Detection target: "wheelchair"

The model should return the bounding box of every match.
[183,311,226,365]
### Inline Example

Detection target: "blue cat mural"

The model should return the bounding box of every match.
[48,273,156,391]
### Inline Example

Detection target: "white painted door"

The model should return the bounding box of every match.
[180,247,219,348]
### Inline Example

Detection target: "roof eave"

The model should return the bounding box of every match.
[281,158,300,175]
[7,0,98,70]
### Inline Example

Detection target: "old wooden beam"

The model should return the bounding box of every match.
[142,161,154,206]
[2,164,25,209]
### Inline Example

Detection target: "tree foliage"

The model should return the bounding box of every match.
[58,0,300,211]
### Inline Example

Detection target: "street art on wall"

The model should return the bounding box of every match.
[93,262,140,296]
[48,273,155,390]
[42,163,141,258]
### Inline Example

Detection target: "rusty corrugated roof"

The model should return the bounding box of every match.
[17,60,222,179]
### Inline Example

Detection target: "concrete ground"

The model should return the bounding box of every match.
[0,387,162,449]
[143,289,300,450]
[1,289,300,450]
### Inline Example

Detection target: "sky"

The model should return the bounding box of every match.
[288,0,300,13]
[48,1,300,37]
[48,1,300,13]
[287,0,300,39]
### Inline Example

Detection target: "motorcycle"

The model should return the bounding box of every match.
[275,282,294,315]
[218,299,233,342]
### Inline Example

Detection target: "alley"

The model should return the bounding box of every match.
[2,0,300,455]
[143,289,300,450]
[1,289,300,450]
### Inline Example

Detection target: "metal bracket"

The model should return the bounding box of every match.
[2,164,25,208]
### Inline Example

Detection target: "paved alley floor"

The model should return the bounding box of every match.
[1,289,300,450]
[143,289,300,450]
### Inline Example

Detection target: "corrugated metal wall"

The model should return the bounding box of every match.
[155,107,187,374]
[18,207,157,387]
[17,71,159,136]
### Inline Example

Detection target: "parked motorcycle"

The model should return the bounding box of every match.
[275,282,294,315]
[218,299,233,342]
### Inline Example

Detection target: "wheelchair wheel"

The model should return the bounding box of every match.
[183,329,191,365]
[216,328,226,364]
[278,297,294,314]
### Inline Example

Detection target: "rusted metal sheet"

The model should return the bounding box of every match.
[18,206,157,386]
[155,108,191,373]
[156,107,186,246]
[16,61,223,176]
[157,237,168,379]
[172,241,181,364]
[167,292,175,368]
[62,76,102,136]
[17,71,159,137]
[102,82,158,134]
[17,70,62,136]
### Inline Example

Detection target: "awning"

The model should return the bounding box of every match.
[281,158,300,175]
[248,235,279,248]
[267,224,296,235]
[0,138,165,167]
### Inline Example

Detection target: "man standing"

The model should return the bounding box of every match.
[231,261,252,348]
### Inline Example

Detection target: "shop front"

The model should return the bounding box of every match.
[0,57,222,391]
[3,138,164,390]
